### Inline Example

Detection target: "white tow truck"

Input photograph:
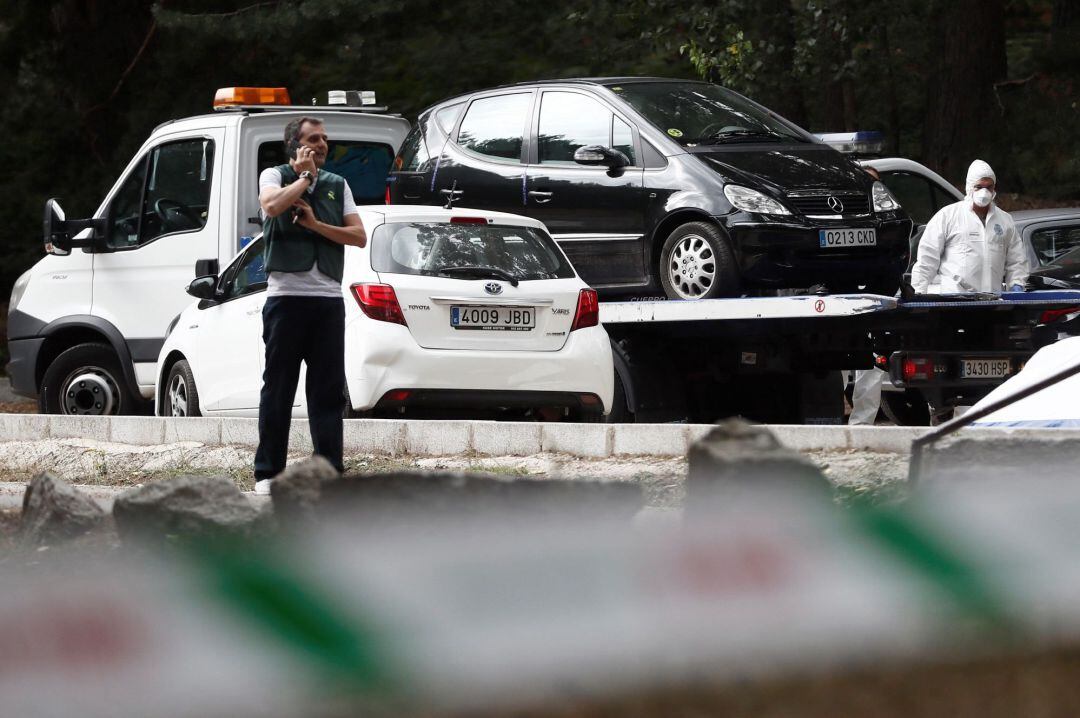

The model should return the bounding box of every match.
[7,87,410,414]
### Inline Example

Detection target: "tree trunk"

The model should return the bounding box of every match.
[922,0,1009,186]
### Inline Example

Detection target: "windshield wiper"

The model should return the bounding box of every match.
[435,265,520,287]
[700,129,793,144]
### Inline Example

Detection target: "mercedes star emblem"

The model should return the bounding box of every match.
[826,195,845,213]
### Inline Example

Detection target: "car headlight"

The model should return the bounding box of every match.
[8,269,31,315]
[723,185,791,215]
[872,181,901,212]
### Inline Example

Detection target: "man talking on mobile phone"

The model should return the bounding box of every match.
[253,117,366,495]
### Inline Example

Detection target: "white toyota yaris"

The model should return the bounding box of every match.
[155,206,614,420]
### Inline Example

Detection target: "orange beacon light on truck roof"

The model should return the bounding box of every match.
[213,87,292,108]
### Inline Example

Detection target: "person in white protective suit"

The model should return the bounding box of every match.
[911,159,1030,294]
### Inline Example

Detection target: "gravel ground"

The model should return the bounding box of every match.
[0,438,909,508]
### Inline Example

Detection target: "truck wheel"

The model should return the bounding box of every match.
[163,360,201,417]
[881,389,931,426]
[659,222,740,300]
[39,342,137,416]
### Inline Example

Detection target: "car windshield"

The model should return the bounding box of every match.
[371,222,576,281]
[606,81,806,146]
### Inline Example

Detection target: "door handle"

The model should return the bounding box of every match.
[246,306,262,316]
[528,190,554,204]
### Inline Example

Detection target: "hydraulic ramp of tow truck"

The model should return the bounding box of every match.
[598,291,1080,326]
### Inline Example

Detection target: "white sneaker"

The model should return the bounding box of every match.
[254,479,273,496]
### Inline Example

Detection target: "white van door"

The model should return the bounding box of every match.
[91,130,227,396]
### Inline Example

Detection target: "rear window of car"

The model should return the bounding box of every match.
[371,222,576,280]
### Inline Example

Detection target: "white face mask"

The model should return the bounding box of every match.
[972,188,994,207]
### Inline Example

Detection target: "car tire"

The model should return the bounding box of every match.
[603,364,632,423]
[342,385,371,419]
[881,389,931,426]
[39,342,138,416]
[163,359,201,417]
[659,222,740,300]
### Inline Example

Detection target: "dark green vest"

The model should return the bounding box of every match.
[263,165,346,282]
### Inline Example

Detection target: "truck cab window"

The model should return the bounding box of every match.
[108,138,215,249]
[257,140,394,205]
[108,157,148,248]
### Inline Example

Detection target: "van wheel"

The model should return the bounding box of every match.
[163,360,201,417]
[39,343,137,416]
[659,222,740,300]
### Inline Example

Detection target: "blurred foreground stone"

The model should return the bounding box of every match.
[112,474,259,542]
[273,456,644,527]
[687,419,830,498]
[19,471,105,545]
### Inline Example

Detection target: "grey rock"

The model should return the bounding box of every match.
[319,471,643,524]
[687,418,830,498]
[20,471,106,545]
[113,474,258,543]
[270,455,339,523]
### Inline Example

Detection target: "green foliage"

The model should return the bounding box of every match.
[0,0,1076,312]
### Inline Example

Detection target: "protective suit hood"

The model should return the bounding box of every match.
[965,159,996,195]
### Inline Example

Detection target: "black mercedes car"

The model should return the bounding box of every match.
[388,78,913,299]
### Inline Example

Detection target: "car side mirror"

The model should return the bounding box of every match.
[43,198,105,255]
[187,274,218,301]
[574,145,630,169]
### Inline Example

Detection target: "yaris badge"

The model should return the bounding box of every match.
[826,195,845,213]
[484,282,503,295]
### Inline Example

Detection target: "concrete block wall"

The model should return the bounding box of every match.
[4,414,1079,461]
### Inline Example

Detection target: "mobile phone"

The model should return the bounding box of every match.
[286,138,301,160]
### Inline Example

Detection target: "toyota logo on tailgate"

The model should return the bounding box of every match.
[484,282,503,295]
[826,195,845,213]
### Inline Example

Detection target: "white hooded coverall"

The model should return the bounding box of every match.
[911,159,1030,293]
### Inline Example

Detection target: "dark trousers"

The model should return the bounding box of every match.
[254,295,346,480]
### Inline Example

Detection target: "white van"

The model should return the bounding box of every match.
[6,88,410,414]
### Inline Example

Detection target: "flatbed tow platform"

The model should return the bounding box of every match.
[596,291,1080,423]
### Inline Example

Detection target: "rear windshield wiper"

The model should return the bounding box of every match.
[699,129,794,144]
[435,265,520,287]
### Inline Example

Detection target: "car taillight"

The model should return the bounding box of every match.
[902,356,934,382]
[571,288,599,331]
[350,283,407,326]
[1039,306,1080,324]
[450,216,489,225]
[384,184,391,205]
